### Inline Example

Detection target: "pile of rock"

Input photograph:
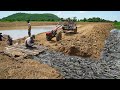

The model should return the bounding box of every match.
[33,29,120,79]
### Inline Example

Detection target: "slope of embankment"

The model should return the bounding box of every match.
[58,23,114,59]
[0,37,61,79]
[34,23,114,59]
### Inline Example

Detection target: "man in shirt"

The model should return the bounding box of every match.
[7,35,13,45]
[25,35,35,49]
[0,33,3,41]
[27,20,31,37]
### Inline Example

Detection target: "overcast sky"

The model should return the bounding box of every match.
[0,11,120,21]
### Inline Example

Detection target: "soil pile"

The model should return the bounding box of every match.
[0,35,9,51]
[0,53,61,79]
[58,23,114,59]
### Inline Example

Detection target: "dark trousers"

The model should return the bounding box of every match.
[28,30,31,37]
[25,44,34,50]
[8,39,13,45]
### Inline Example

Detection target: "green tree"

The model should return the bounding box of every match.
[83,18,87,22]
[114,20,118,22]
[73,17,77,21]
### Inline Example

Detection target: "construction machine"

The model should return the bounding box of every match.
[45,18,77,41]
[62,19,77,34]
[46,25,62,41]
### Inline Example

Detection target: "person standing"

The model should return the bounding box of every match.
[7,35,13,45]
[0,33,3,41]
[27,20,31,37]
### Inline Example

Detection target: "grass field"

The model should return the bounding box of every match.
[114,22,120,29]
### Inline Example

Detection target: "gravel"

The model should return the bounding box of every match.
[33,29,120,79]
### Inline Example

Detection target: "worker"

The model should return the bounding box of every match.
[7,35,13,45]
[25,35,35,48]
[27,20,31,37]
[0,33,3,41]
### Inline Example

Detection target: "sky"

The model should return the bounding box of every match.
[0,11,120,21]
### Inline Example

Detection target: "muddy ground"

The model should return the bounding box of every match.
[0,22,115,79]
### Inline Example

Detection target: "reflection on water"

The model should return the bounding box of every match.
[0,25,56,40]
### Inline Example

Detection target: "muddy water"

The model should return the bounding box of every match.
[0,25,56,40]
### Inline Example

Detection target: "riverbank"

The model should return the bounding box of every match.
[0,21,111,30]
[0,22,115,79]
[0,21,58,30]
[0,36,62,79]
[13,23,114,59]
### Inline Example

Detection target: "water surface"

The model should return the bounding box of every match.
[0,25,56,40]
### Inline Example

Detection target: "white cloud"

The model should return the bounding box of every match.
[56,11,62,16]
[79,11,86,13]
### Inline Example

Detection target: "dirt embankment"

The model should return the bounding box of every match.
[58,23,114,59]
[34,23,114,59]
[13,22,114,60]
[0,21,58,30]
[0,22,114,79]
[0,37,62,79]
[0,55,61,79]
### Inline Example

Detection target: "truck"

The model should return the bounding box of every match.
[62,19,77,34]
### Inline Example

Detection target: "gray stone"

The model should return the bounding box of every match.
[31,29,120,79]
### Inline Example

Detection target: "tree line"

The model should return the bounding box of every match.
[66,17,115,22]
[78,17,113,22]
[61,17,118,22]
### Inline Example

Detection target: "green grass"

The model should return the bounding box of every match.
[114,22,120,29]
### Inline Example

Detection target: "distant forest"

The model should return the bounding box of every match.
[0,13,118,22]
[78,17,114,22]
